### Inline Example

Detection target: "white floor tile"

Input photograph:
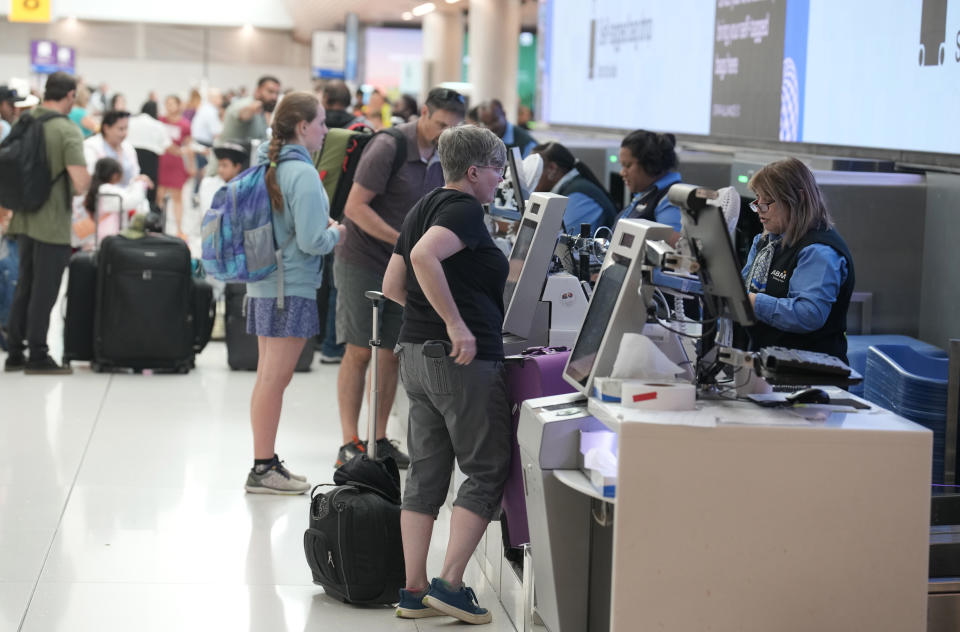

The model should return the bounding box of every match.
[0,530,54,582]
[0,340,516,632]
[0,582,33,632]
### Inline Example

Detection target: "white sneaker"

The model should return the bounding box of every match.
[245,460,310,495]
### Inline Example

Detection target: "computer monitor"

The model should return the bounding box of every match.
[668,184,755,327]
[562,219,675,395]
[489,147,529,221]
[502,192,568,338]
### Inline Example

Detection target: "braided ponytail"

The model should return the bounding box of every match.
[265,135,285,211]
[262,91,320,213]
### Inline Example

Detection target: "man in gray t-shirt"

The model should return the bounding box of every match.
[334,88,466,469]
[220,76,280,145]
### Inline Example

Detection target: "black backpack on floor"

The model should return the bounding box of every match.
[303,456,405,605]
[0,111,68,212]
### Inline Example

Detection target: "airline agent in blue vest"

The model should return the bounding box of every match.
[614,129,683,246]
[531,142,619,234]
[741,158,855,362]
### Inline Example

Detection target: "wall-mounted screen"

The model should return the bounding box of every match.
[539,0,960,156]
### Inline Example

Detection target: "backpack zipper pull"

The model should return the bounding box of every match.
[327,551,335,568]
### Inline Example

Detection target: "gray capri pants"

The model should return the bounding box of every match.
[397,341,512,521]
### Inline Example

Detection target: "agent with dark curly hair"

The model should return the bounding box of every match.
[615,129,683,244]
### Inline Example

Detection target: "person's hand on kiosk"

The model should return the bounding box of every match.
[446,319,476,365]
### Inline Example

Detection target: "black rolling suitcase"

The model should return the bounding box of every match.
[192,278,215,354]
[93,232,195,372]
[63,251,98,364]
[63,192,123,366]
[303,291,405,605]
[224,282,313,371]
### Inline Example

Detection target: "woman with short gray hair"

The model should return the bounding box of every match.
[383,125,510,624]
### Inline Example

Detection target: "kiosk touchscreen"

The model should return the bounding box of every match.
[502,192,568,341]
[562,219,675,395]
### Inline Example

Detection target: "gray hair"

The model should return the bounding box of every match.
[437,125,506,184]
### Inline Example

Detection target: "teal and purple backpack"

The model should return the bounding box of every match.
[200,154,306,300]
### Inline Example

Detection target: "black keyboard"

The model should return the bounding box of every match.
[758,347,852,376]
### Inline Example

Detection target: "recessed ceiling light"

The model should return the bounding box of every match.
[412,2,436,17]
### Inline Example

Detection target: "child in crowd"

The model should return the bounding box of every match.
[197,140,250,213]
[76,157,152,249]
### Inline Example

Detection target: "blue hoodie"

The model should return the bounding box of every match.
[246,143,341,300]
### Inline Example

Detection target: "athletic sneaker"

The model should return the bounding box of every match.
[274,455,307,482]
[245,457,311,495]
[422,578,492,625]
[373,438,410,469]
[24,354,72,375]
[395,588,443,619]
[335,437,366,468]
[318,352,343,365]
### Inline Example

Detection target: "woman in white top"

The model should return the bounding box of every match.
[83,110,141,186]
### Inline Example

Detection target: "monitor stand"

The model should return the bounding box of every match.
[503,301,550,355]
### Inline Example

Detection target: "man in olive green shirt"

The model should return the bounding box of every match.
[5,72,90,374]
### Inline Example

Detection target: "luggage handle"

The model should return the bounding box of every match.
[520,345,570,357]
[96,193,125,247]
[365,290,385,461]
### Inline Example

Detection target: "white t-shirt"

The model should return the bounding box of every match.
[191,102,223,146]
[198,174,225,213]
[83,135,141,186]
[127,113,172,156]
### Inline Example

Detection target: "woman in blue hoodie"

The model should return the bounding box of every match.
[244,92,343,494]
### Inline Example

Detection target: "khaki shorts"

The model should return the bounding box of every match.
[334,258,403,349]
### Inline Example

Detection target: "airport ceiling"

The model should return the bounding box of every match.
[285,0,539,41]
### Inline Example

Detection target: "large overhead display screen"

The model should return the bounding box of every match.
[540,0,960,156]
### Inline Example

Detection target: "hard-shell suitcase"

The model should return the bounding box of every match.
[502,346,576,550]
[224,282,313,371]
[93,232,194,372]
[63,251,97,364]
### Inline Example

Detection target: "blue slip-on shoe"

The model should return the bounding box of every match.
[395,588,443,619]
[422,578,492,625]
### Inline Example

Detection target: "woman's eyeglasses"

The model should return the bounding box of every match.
[749,200,776,213]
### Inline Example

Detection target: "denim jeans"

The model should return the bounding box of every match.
[0,237,19,328]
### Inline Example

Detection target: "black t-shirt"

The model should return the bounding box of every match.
[394,188,509,360]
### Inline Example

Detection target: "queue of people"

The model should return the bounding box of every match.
[0,69,856,627]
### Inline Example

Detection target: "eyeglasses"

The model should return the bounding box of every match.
[749,200,776,213]
[476,164,506,177]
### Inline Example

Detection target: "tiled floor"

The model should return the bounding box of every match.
[0,340,517,632]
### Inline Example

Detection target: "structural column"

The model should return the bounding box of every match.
[422,9,464,97]
[468,0,520,121]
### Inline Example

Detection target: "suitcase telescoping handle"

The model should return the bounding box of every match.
[94,192,124,249]
[365,290,385,461]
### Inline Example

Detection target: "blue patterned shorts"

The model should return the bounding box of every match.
[246,296,320,339]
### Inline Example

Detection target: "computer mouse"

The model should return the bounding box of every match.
[785,387,831,405]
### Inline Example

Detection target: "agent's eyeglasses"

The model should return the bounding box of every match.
[749,200,776,213]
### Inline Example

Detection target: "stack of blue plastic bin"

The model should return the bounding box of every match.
[864,344,953,483]
[846,335,946,396]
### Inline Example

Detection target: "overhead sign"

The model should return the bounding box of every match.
[30,39,59,74]
[57,46,75,74]
[312,31,346,79]
[10,0,51,23]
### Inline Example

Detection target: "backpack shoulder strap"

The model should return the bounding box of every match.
[375,127,408,178]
